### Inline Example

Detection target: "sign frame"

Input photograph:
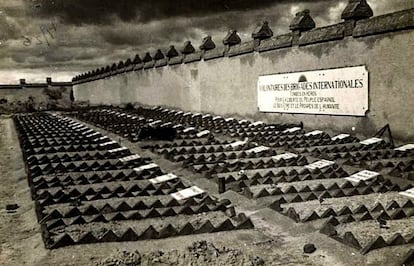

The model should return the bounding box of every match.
[257,65,369,116]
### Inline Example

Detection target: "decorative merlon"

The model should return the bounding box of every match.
[166,45,179,58]
[252,21,273,40]
[182,41,195,54]
[289,9,316,32]
[142,52,153,62]
[199,36,216,51]
[342,0,373,21]
[133,54,142,64]
[223,30,241,46]
[154,49,165,60]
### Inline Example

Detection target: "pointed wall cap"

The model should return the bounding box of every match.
[289,9,316,31]
[182,41,196,54]
[341,0,373,20]
[223,30,241,46]
[153,49,165,60]
[142,52,153,62]
[252,21,273,40]
[166,45,179,58]
[199,36,216,51]
[133,54,142,64]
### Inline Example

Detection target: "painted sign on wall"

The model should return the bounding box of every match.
[257,66,368,116]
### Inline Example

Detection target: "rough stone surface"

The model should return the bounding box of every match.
[342,0,374,21]
[133,63,143,71]
[155,58,167,68]
[143,61,155,69]
[203,48,225,61]
[183,52,202,63]
[227,41,254,57]
[168,56,183,65]
[353,9,414,37]
[299,24,344,46]
[257,33,292,52]
[289,9,316,31]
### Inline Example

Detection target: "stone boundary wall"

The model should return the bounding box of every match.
[73,3,414,142]
[0,78,73,113]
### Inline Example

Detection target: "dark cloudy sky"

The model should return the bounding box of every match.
[0,0,412,84]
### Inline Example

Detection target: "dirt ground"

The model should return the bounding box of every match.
[0,115,411,266]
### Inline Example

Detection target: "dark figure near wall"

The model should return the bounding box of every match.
[137,125,177,141]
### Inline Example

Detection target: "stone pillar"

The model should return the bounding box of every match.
[341,0,374,36]
[289,9,316,45]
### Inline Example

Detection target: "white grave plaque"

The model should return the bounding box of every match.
[345,170,379,183]
[283,127,301,133]
[272,152,298,160]
[134,163,158,171]
[305,130,324,137]
[246,146,270,153]
[395,144,414,151]
[331,134,350,141]
[225,140,248,148]
[360,137,383,145]
[108,147,128,153]
[119,154,141,162]
[399,188,414,199]
[149,173,178,184]
[183,127,195,133]
[99,140,117,146]
[170,186,205,200]
[196,130,210,137]
[305,160,335,170]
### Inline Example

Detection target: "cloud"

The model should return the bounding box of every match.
[32,0,333,25]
